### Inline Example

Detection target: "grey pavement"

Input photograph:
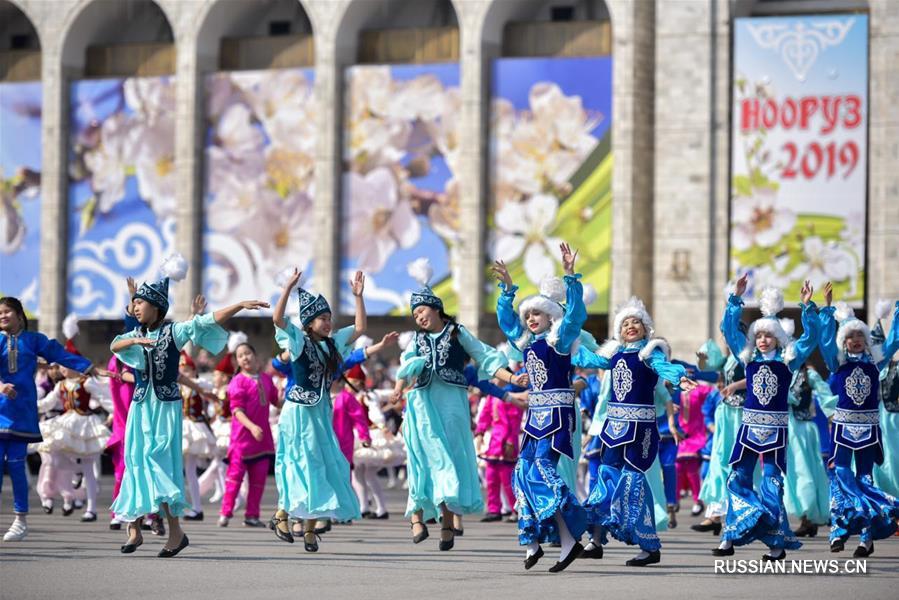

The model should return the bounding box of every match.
[2,475,897,600]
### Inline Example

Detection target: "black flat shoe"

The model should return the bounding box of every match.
[157,535,189,558]
[61,505,74,517]
[425,518,437,524]
[183,511,204,521]
[691,500,705,516]
[762,550,786,562]
[626,550,660,567]
[42,505,53,515]
[524,546,544,570]
[481,513,502,522]
[120,538,143,554]
[109,522,122,531]
[303,532,320,553]
[243,518,266,528]
[549,542,584,572]
[853,543,873,558]
[371,512,389,520]
[830,538,846,553]
[711,546,734,556]
[411,521,429,544]
[439,527,455,551]
[361,511,372,519]
[794,521,819,538]
[269,515,294,544]
[453,528,464,537]
[150,519,166,537]
[313,521,331,534]
[691,521,722,535]
[81,512,97,522]
[580,544,604,559]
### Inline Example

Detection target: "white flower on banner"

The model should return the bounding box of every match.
[492,193,563,285]
[124,77,175,127]
[788,236,857,291]
[214,103,265,159]
[83,112,136,213]
[0,194,25,254]
[348,116,411,173]
[389,74,446,122]
[427,87,462,178]
[345,167,420,273]
[731,187,796,251]
[348,67,393,119]
[132,112,177,220]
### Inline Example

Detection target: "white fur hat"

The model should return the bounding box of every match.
[517,277,566,323]
[778,318,795,339]
[612,296,654,341]
[739,287,793,363]
[227,331,248,354]
[834,302,876,357]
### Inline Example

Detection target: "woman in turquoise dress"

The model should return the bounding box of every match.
[871,301,899,498]
[391,259,521,552]
[270,268,367,552]
[110,258,268,557]
[784,361,834,537]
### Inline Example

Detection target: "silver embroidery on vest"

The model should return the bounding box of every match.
[751,365,778,406]
[525,351,548,392]
[845,367,871,406]
[612,359,633,402]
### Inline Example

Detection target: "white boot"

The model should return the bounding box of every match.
[3,516,28,542]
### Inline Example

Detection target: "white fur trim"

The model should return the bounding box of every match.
[758,287,784,317]
[783,342,797,366]
[639,337,671,362]
[407,258,433,286]
[62,313,79,341]
[598,339,621,359]
[612,296,654,341]
[160,253,188,282]
[539,277,566,304]
[398,331,415,351]
[740,317,791,364]
[354,335,374,350]
[834,301,854,324]
[778,318,795,339]
[875,299,893,321]
[836,318,873,354]
[227,331,248,354]
[518,294,565,323]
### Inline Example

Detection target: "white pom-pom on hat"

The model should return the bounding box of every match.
[758,287,784,317]
[407,258,433,286]
[398,331,415,351]
[582,283,598,307]
[779,318,795,339]
[834,301,854,323]
[62,313,79,341]
[160,253,188,282]
[227,331,248,354]
[875,299,892,321]
[539,277,566,304]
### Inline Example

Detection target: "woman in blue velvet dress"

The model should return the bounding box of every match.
[818,285,899,557]
[712,275,819,561]
[493,243,589,572]
[576,296,696,567]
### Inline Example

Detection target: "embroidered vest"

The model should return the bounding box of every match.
[62,380,91,415]
[600,350,659,457]
[521,338,576,458]
[133,323,181,402]
[285,336,333,407]
[722,356,746,407]
[412,324,470,390]
[789,369,815,421]
[883,363,899,413]
[182,387,206,421]
[831,360,882,453]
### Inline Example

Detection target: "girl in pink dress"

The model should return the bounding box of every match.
[333,365,372,468]
[474,391,524,522]
[106,355,134,529]
[218,343,279,527]
[677,383,712,516]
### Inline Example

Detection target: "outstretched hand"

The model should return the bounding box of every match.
[191,295,207,316]
[240,300,270,311]
[126,276,138,298]
[380,331,400,347]
[800,280,814,304]
[284,268,302,291]
[491,260,513,288]
[734,273,749,297]
[823,282,833,307]
[560,243,578,275]
[350,271,365,297]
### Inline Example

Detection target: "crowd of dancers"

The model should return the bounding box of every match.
[1,244,897,572]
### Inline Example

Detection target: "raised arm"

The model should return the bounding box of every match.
[787,281,819,372]
[492,260,525,344]
[349,270,367,342]
[817,282,838,374]
[880,301,899,368]
[213,298,270,324]
[556,243,587,353]
[273,268,301,330]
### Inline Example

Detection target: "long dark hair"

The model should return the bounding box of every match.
[439,309,460,340]
[304,325,342,381]
[0,297,28,331]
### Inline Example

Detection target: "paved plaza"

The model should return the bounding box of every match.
[1,475,897,600]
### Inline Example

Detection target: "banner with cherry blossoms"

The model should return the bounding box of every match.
[485,57,612,314]
[340,63,461,316]
[0,81,41,315]
[731,15,867,306]
[202,69,316,313]
[67,77,176,318]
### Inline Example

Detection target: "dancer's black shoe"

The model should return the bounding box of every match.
[626,550,661,567]
[158,535,189,558]
[549,542,584,572]
[524,546,544,570]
